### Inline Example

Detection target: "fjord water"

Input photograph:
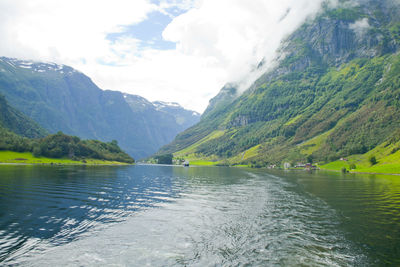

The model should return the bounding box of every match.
[0,165,399,266]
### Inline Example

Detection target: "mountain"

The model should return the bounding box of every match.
[0,58,200,159]
[123,94,200,148]
[0,93,47,152]
[0,94,47,138]
[153,100,201,131]
[158,0,400,169]
[0,94,133,163]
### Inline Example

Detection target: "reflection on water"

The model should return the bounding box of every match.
[269,170,400,266]
[0,165,399,266]
[0,165,179,264]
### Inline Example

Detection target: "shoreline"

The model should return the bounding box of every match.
[0,162,133,166]
[288,167,400,176]
[349,170,400,176]
[0,151,133,166]
[3,160,398,175]
[188,161,400,176]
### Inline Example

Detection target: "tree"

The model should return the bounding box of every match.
[111,140,118,146]
[369,155,377,165]
[32,145,42,157]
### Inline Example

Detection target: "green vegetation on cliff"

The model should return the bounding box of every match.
[0,94,47,138]
[158,0,400,173]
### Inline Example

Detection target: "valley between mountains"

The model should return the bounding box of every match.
[1,0,400,174]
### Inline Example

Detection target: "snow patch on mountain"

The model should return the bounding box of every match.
[152,101,182,111]
[0,57,80,75]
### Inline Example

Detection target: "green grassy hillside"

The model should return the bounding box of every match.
[0,151,129,165]
[157,0,400,173]
[320,133,400,174]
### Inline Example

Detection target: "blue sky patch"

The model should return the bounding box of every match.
[107,11,179,51]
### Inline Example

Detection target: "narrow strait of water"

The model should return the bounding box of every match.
[0,165,399,266]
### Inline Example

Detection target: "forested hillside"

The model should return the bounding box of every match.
[0,94,47,139]
[0,93,45,152]
[0,94,134,163]
[158,0,400,171]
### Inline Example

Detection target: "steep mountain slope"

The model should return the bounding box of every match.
[0,94,47,152]
[0,58,200,159]
[159,0,400,168]
[123,94,200,147]
[0,94,133,163]
[0,94,47,138]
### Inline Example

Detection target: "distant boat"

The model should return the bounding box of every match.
[183,161,190,167]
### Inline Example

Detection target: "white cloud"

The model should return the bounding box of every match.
[163,0,325,95]
[0,0,327,113]
[349,18,370,37]
[0,0,155,62]
[82,48,226,111]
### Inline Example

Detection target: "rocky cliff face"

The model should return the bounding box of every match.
[249,0,400,93]
[202,84,238,118]
[284,1,398,66]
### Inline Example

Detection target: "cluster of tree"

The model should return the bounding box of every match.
[154,153,173,164]
[0,127,33,152]
[0,129,134,163]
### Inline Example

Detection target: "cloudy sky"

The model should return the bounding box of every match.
[0,0,326,112]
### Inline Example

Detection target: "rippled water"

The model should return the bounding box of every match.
[0,165,399,266]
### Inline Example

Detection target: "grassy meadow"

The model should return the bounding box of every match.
[0,151,131,165]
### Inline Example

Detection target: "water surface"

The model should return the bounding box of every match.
[0,165,399,266]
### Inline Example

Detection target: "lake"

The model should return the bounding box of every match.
[0,165,399,266]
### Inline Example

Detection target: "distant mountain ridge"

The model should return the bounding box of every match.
[0,57,200,159]
[159,0,400,170]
